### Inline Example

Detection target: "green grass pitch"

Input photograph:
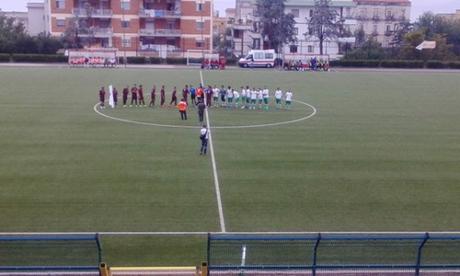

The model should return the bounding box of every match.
[0,67,459,266]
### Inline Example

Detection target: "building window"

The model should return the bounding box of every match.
[291,9,299,18]
[373,24,378,35]
[196,21,204,31]
[121,20,129,28]
[122,38,131,48]
[196,3,204,12]
[121,0,130,11]
[290,45,298,53]
[293,27,298,35]
[253,38,260,49]
[56,0,65,9]
[309,9,313,17]
[386,25,391,32]
[56,19,65,27]
[386,10,392,18]
[196,39,204,48]
[308,45,314,53]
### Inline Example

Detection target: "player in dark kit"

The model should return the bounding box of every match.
[149,85,156,107]
[160,85,166,107]
[130,85,138,107]
[138,85,146,107]
[206,85,213,107]
[190,86,196,106]
[197,99,206,123]
[182,85,189,104]
[99,87,106,108]
[113,87,118,107]
[170,87,178,106]
[122,86,129,107]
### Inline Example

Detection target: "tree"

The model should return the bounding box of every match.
[61,17,82,49]
[344,38,387,60]
[354,27,366,47]
[390,21,413,48]
[256,0,296,53]
[307,0,344,55]
[0,15,28,53]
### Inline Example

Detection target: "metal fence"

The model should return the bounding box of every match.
[207,233,460,276]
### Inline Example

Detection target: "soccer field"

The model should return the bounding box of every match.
[1,67,459,266]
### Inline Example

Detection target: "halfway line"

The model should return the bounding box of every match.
[200,70,226,233]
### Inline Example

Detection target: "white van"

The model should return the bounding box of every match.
[238,50,276,68]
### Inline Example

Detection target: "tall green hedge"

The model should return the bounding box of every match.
[332,59,459,69]
[0,53,11,62]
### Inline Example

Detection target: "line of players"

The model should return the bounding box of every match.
[98,84,294,110]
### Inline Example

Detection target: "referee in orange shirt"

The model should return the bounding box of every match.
[177,98,188,120]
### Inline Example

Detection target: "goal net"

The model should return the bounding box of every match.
[67,48,118,67]
[186,50,219,67]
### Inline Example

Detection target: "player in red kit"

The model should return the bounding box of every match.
[138,85,146,107]
[182,85,189,104]
[99,87,106,108]
[149,85,156,108]
[170,86,178,106]
[122,86,129,107]
[113,87,118,107]
[160,85,166,107]
[206,85,213,107]
[130,85,138,107]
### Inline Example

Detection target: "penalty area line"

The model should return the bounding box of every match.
[200,70,226,233]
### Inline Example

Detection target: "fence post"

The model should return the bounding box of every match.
[206,233,211,272]
[415,232,430,276]
[312,233,321,276]
[95,233,102,264]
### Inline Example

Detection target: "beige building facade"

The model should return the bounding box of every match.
[352,0,411,47]
[437,10,460,21]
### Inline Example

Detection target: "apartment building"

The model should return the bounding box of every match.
[229,0,262,57]
[353,0,411,47]
[0,10,29,31]
[437,10,460,21]
[230,0,356,58]
[44,0,213,57]
[284,0,356,57]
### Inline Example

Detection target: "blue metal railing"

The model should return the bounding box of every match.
[208,232,460,276]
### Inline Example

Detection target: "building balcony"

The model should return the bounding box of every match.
[78,27,113,38]
[139,29,181,37]
[73,8,112,18]
[139,9,181,19]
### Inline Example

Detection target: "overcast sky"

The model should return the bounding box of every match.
[1,0,459,21]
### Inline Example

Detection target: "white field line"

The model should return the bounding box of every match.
[93,104,200,129]
[241,245,247,266]
[212,100,317,129]
[2,232,460,236]
[93,100,317,129]
[201,70,226,233]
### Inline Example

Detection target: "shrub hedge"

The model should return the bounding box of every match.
[0,54,67,63]
[332,59,458,69]
[0,53,11,62]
